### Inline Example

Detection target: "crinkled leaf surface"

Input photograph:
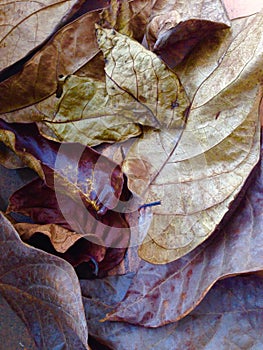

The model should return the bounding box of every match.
[97,27,189,130]
[175,14,257,100]
[104,132,263,326]
[8,178,130,274]
[40,26,189,146]
[43,74,148,146]
[147,0,230,67]
[0,0,152,127]
[84,275,263,350]
[0,0,78,71]
[0,142,26,169]
[0,212,88,349]
[0,9,101,118]
[0,120,124,213]
[123,11,262,264]
[100,0,151,42]
[13,222,108,272]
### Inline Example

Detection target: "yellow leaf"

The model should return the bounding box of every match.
[42,27,189,146]
[123,12,263,264]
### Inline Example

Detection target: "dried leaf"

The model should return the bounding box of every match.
[97,27,189,130]
[84,275,263,350]
[0,212,88,349]
[175,15,256,100]
[0,120,124,213]
[100,0,151,41]
[104,131,263,327]
[147,0,230,67]
[0,10,101,119]
[8,178,130,274]
[14,222,105,254]
[40,25,189,146]
[0,292,37,349]
[0,0,79,71]
[43,75,146,146]
[123,11,262,264]
[0,142,26,169]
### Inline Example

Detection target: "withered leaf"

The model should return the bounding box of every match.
[0,120,124,214]
[0,9,101,119]
[100,0,151,42]
[97,26,189,130]
[123,11,262,264]
[0,212,88,349]
[0,293,37,349]
[0,0,78,71]
[40,25,189,146]
[147,0,230,67]
[174,14,257,100]
[104,131,263,327]
[0,142,26,169]
[43,75,147,146]
[84,275,263,350]
[8,178,130,274]
[14,222,104,254]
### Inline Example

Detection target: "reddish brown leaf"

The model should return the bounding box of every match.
[100,0,151,42]
[0,142,26,169]
[152,19,229,68]
[146,0,230,67]
[0,10,101,118]
[8,178,130,274]
[84,275,263,350]
[104,131,263,327]
[0,293,37,349]
[0,212,88,349]
[0,120,124,214]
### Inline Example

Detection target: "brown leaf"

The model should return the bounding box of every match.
[0,0,80,71]
[14,222,105,254]
[8,178,130,274]
[123,11,262,264]
[0,292,37,349]
[175,15,256,100]
[0,120,124,214]
[39,25,189,146]
[100,0,151,41]
[104,130,263,327]
[0,142,26,169]
[97,26,189,130]
[0,212,88,349]
[84,275,263,349]
[147,0,230,67]
[0,9,101,119]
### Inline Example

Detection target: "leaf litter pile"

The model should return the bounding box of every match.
[0,0,263,349]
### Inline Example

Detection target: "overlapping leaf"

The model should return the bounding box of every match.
[84,275,263,350]
[123,10,262,264]
[147,0,230,67]
[0,120,124,213]
[0,9,101,119]
[0,142,25,169]
[41,27,189,146]
[0,213,88,349]
[100,0,151,42]
[0,0,79,71]
[7,178,130,274]
[104,132,263,326]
